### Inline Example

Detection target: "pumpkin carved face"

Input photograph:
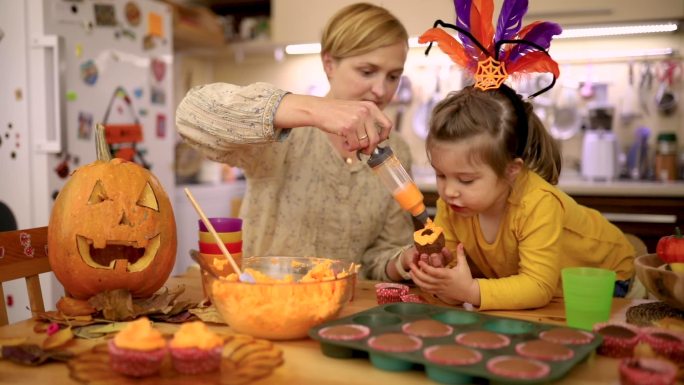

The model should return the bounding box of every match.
[48,125,176,299]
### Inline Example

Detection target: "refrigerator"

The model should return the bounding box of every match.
[0,0,175,323]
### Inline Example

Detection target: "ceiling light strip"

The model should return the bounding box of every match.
[285,22,679,55]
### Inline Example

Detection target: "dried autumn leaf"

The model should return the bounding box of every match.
[57,296,96,316]
[42,326,74,350]
[34,310,95,327]
[189,305,225,324]
[88,290,134,321]
[2,344,73,365]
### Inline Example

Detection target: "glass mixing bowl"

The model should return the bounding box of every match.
[204,256,356,340]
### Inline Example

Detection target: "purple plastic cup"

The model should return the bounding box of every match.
[198,217,242,232]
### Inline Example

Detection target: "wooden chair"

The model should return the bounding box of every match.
[0,226,51,325]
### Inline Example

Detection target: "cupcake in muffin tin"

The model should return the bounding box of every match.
[309,304,602,383]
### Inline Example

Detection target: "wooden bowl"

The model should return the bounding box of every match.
[634,254,684,310]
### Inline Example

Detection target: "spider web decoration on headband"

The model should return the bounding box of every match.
[419,0,562,98]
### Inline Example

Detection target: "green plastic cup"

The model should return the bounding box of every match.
[562,267,616,331]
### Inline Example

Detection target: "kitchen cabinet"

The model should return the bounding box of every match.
[420,180,684,254]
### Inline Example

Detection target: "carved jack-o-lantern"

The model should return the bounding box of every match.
[48,125,176,299]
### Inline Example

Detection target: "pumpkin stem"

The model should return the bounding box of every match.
[95,124,113,162]
[676,227,682,238]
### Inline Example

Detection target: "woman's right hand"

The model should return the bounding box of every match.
[276,94,393,154]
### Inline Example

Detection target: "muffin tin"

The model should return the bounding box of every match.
[309,303,603,384]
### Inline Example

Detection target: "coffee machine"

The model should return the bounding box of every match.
[581,106,619,181]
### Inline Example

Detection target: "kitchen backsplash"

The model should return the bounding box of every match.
[179,29,684,180]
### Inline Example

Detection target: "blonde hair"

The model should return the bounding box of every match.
[427,86,561,184]
[321,3,408,59]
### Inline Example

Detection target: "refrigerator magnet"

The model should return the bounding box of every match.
[156,114,166,138]
[80,60,98,86]
[134,87,143,99]
[147,12,163,38]
[77,112,93,140]
[125,2,141,26]
[94,4,117,27]
[151,58,166,82]
[150,87,165,105]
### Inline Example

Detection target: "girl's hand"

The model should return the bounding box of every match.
[409,244,481,306]
[418,246,453,268]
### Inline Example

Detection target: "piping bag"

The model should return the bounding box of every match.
[365,146,429,225]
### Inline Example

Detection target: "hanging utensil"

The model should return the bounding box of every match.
[655,60,680,116]
[638,61,653,115]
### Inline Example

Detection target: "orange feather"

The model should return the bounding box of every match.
[418,28,473,69]
[506,52,560,77]
[470,0,495,55]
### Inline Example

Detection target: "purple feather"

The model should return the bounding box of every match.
[453,0,480,58]
[507,21,562,63]
[495,0,528,42]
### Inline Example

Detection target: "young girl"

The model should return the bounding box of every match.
[400,85,636,310]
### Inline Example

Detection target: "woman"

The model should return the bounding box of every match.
[176,3,413,280]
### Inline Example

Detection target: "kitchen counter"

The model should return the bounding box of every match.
[415,174,684,197]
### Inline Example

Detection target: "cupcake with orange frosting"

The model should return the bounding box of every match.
[108,317,167,377]
[169,321,224,374]
[414,219,445,255]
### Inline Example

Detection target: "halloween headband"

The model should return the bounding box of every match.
[419,0,562,98]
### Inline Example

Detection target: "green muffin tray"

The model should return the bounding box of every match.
[308,303,603,385]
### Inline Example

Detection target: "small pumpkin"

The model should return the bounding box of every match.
[48,124,177,299]
[656,227,684,273]
[414,219,445,255]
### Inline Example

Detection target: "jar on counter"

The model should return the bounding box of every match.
[655,132,678,181]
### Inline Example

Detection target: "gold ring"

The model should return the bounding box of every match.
[358,134,369,141]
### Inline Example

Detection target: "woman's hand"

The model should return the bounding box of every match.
[409,243,481,306]
[276,94,392,154]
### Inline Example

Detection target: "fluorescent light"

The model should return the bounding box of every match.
[554,47,675,62]
[557,22,678,39]
[286,22,678,55]
[285,43,321,55]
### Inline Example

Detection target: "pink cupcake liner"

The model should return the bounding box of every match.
[619,357,678,385]
[170,346,223,374]
[318,324,370,341]
[538,327,595,345]
[400,294,426,303]
[515,340,575,361]
[423,345,482,366]
[375,283,409,305]
[367,333,422,353]
[486,355,551,380]
[593,322,641,358]
[107,339,166,377]
[402,320,453,338]
[455,331,510,349]
[640,327,684,363]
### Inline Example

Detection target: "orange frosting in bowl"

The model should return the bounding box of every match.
[209,257,355,340]
[113,317,166,351]
[170,321,224,349]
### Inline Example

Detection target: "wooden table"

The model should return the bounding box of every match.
[0,268,655,384]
